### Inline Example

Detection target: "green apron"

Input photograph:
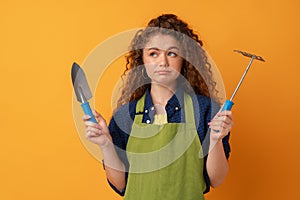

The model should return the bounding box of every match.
[125,93,206,200]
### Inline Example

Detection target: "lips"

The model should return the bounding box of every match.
[156,70,171,74]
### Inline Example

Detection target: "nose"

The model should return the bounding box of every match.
[158,52,168,67]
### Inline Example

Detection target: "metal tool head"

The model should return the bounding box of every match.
[71,62,93,103]
[234,50,265,62]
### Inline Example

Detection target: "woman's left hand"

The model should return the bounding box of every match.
[208,110,234,142]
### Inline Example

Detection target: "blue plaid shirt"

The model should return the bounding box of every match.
[107,89,231,196]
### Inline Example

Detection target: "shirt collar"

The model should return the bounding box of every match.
[144,87,184,111]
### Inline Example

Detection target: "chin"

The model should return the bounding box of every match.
[152,79,177,88]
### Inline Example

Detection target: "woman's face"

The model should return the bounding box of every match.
[142,34,183,88]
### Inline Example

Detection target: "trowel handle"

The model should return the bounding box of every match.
[221,100,234,111]
[81,102,98,123]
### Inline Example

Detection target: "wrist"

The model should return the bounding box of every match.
[209,139,223,152]
[99,140,114,152]
[210,137,223,143]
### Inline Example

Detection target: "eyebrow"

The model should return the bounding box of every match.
[146,46,180,51]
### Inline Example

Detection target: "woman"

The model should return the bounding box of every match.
[83,14,233,200]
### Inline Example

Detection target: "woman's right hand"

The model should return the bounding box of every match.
[83,110,126,189]
[82,110,112,149]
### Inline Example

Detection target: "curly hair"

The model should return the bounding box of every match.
[116,14,220,110]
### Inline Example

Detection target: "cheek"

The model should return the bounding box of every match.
[143,55,155,73]
[145,64,155,76]
[171,59,183,72]
[143,57,156,66]
[143,60,155,75]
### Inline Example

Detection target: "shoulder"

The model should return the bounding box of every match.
[109,100,138,135]
[114,100,138,120]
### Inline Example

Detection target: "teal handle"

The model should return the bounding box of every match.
[212,100,234,133]
[221,100,234,111]
[81,102,97,123]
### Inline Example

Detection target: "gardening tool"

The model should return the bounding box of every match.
[71,62,97,123]
[221,50,265,111]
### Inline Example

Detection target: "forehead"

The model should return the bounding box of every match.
[144,34,180,50]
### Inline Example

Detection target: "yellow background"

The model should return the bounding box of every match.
[1,0,299,199]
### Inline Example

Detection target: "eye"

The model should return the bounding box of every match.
[150,52,158,57]
[168,51,177,57]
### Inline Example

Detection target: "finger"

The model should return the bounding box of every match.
[210,119,232,129]
[92,110,107,125]
[213,116,233,126]
[220,125,230,132]
[86,130,101,138]
[219,117,234,129]
[92,109,100,117]
[84,121,101,129]
[216,111,233,120]
[226,121,234,130]
[86,126,102,134]
[92,112,109,134]
[82,115,91,121]
[92,109,103,120]
[214,116,232,126]
[209,124,222,132]
[209,122,231,133]
[223,117,232,125]
[208,119,227,127]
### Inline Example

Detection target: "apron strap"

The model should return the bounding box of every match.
[134,93,146,123]
[183,92,196,127]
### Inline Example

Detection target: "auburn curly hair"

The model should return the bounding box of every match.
[116,14,220,110]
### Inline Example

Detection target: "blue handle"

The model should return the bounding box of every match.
[81,102,97,123]
[221,100,234,111]
[212,100,234,133]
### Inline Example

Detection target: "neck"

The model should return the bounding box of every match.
[150,82,177,107]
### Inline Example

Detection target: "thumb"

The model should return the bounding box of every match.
[92,110,107,126]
